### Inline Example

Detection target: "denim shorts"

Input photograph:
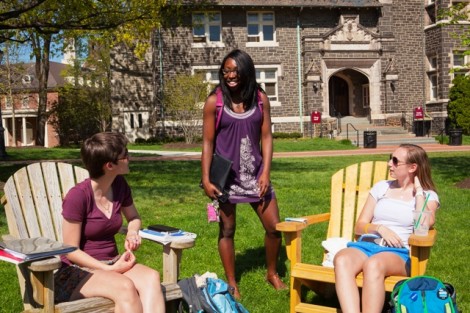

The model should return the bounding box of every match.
[347,241,410,268]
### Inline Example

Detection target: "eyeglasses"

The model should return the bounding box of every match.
[118,149,129,161]
[389,154,407,167]
[222,69,238,76]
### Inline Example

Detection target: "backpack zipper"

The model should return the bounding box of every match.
[422,290,428,313]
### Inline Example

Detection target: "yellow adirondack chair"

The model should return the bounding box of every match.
[1,162,195,313]
[276,161,437,313]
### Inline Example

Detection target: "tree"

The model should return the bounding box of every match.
[448,75,470,135]
[162,73,209,144]
[1,0,210,146]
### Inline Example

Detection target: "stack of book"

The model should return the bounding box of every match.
[0,237,77,265]
[139,224,197,245]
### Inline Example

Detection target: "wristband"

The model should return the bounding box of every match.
[416,191,424,197]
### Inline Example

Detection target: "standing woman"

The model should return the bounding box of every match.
[54,132,165,313]
[333,144,439,313]
[201,49,287,298]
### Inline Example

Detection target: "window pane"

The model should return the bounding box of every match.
[256,70,261,80]
[210,70,219,81]
[209,25,220,41]
[247,13,258,23]
[263,13,274,21]
[263,25,274,41]
[194,25,205,36]
[265,70,276,79]
[248,24,258,36]
[265,83,276,96]
[454,54,464,66]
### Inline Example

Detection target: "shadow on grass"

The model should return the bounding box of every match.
[235,245,289,283]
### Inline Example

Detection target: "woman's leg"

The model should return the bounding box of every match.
[333,248,368,313]
[218,202,240,298]
[71,269,143,313]
[252,198,286,289]
[124,264,165,313]
[361,253,407,313]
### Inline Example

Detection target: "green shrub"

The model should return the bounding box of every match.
[448,75,470,135]
[273,132,302,139]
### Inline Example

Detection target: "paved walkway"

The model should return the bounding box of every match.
[131,143,470,161]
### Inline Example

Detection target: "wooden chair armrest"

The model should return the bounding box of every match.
[408,228,437,247]
[26,257,62,272]
[276,213,330,232]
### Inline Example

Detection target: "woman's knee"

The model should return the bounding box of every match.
[219,223,236,238]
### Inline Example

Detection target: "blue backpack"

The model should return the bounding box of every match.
[202,278,249,313]
[178,276,249,313]
[389,276,459,313]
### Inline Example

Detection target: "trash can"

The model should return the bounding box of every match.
[363,131,377,148]
[448,129,463,146]
[414,120,425,137]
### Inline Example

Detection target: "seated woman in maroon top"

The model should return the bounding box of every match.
[54,132,165,313]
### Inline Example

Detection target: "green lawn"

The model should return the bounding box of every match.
[0,143,469,312]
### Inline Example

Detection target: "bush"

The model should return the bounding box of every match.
[272,132,302,139]
[448,75,470,135]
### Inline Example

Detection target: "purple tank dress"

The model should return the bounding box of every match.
[215,94,275,204]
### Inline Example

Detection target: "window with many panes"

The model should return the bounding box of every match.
[192,12,222,45]
[256,66,280,105]
[193,66,220,85]
[246,12,277,46]
[452,51,469,79]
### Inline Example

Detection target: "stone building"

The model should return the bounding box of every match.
[110,0,469,142]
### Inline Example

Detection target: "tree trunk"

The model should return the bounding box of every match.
[33,33,51,147]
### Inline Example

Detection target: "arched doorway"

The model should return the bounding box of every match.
[328,69,370,118]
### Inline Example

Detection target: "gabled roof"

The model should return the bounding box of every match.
[0,61,68,91]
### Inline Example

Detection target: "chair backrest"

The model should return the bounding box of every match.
[327,161,390,241]
[2,162,89,241]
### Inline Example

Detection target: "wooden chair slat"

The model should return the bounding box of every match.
[41,163,65,241]
[341,163,359,239]
[327,169,344,239]
[27,163,56,240]
[14,167,42,238]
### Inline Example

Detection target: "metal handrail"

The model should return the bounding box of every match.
[346,123,360,147]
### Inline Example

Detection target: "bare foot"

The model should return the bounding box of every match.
[266,273,288,290]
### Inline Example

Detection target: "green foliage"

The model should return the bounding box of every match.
[448,75,470,134]
[162,73,209,144]
[49,84,110,146]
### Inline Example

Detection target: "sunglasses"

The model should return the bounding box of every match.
[389,154,407,167]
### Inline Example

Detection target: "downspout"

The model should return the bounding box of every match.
[297,9,303,134]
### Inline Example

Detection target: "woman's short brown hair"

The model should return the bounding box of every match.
[81,132,128,178]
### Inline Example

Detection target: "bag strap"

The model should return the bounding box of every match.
[215,87,264,130]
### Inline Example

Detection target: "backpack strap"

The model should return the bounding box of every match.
[215,88,264,130]
[215,88,224,130]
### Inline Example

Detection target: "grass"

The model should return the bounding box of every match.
[0,141,469,312]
